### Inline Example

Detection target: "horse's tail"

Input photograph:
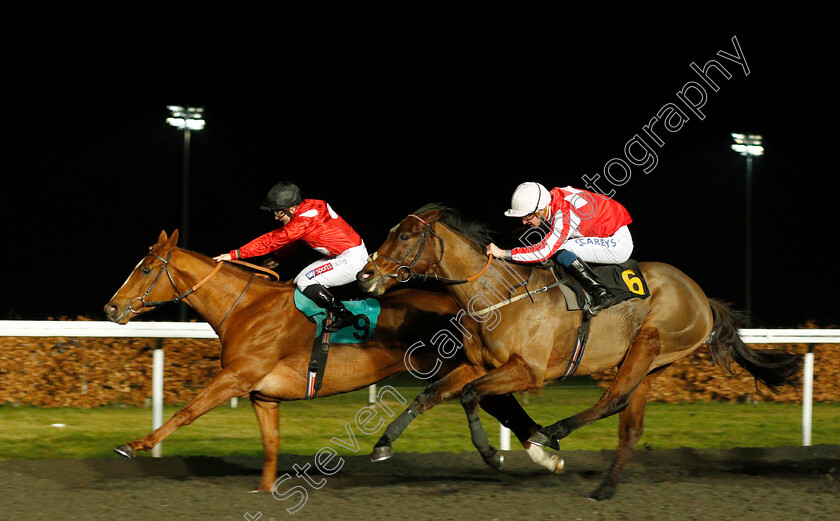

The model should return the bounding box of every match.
[706,298,802,392]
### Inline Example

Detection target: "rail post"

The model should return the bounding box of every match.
[152,348,164,458]
[802,344,814,446]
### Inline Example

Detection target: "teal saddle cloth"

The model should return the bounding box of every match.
[293,289,381,343]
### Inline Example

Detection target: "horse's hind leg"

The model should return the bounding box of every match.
[371,363,483,462]
[479,393,564,474]
[251,396,280,492]
[530,326,661,450]
[590,371,657,500]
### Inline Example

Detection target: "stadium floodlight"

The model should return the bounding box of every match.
[166,105,205,131]
[731,133,764,156]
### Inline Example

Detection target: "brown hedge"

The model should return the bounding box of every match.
[1,319,837,407]
[591,342,840,403]
[0,319,222,408]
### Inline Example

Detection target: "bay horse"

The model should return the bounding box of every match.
[103,230,563,492]
[356,204,802,500]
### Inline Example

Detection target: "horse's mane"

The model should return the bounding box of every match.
[414,203,495,250]
[412,204,544,280]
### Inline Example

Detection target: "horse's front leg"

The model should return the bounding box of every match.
[251,396,280,492]
[530,326,661,451]
[459,354,540,470]
[371,363,484,462]
[114,366,254,458]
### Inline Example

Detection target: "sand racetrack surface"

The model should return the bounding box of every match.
[1,445,838,521]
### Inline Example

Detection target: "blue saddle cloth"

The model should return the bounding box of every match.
[293,289,381,344]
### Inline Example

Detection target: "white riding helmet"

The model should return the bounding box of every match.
[505,182,551,217]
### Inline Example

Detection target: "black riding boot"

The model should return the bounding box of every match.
[302,285,357,332]
[566,258,617,316]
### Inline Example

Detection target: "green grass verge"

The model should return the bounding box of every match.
[1,384,838,460]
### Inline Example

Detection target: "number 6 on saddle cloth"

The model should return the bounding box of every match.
[293,289,381,398]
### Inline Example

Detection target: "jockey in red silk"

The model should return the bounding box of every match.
[214,181,368,332]
[486,182,634,315]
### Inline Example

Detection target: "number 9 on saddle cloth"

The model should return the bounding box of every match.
[293,289,380,343]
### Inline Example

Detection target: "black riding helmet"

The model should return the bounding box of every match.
[260,182,303,212]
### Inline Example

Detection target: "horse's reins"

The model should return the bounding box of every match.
[129,252,279,327]
[466,268,563,318]
[366,214,493,285]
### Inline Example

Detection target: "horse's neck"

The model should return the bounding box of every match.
[170,249,263,329]
[436,226,536,306]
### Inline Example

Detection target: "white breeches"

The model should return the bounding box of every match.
[294,243,369,290]
[564,226,633,264]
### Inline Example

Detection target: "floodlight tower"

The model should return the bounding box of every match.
[166,106,205,250]
[167,106,205,322]
[731,133,764,326]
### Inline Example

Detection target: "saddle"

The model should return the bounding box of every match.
[550,259,650,379]
[293,289,381,343]
[293,289,382,399]
[552,259,651,312]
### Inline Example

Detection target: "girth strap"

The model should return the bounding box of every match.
[560,313,591,380]
[305,314,333,399]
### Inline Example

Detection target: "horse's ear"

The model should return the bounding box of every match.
[167,229,180,248]
[157,230,168,244]
[421,208,444,223]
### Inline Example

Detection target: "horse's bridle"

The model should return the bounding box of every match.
[367,214,490,285]
[128,250,217,313]
[127,250,279,330]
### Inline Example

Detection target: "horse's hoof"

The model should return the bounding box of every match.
[553,457,565,474]
[527,431,560,451]
[588,484,616,501]
[482,449,504,471]
[114,444,135,459]
[370,445,392,462]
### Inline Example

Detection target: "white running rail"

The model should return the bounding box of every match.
[3,321,838,453]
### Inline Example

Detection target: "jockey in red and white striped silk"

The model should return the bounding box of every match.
[486,182,634,315]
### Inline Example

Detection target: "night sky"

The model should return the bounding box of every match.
[4,4,837,327]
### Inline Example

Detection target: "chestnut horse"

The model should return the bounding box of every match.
[357,204,802,500]
[104,230,563,492]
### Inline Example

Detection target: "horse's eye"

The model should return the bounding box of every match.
[141,267,151,275]
[399,234,409,241]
